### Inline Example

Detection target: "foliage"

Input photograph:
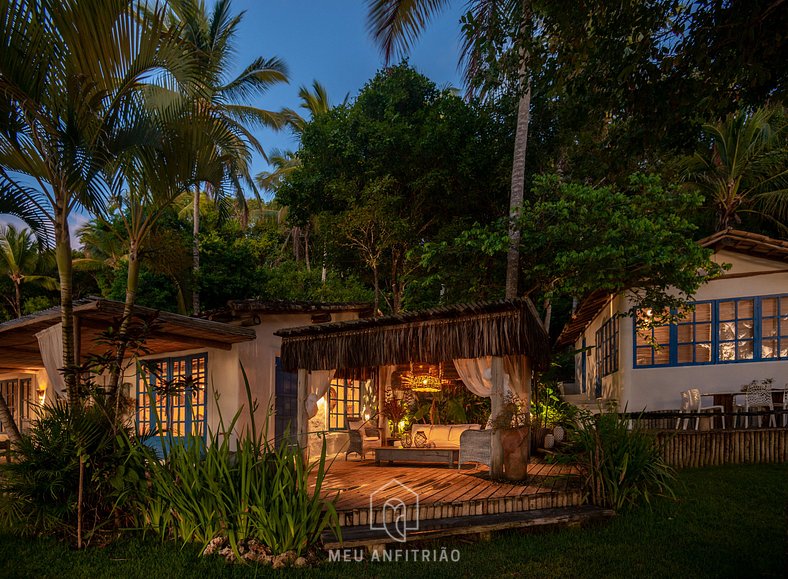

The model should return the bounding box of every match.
[407,383,491,426]
[682,106,788,232]
[277,63,513,312]
[133,369,339,557]
[0,224,58,317]
[557,409,676,511]
[425,173,727,324]
[531,381,577,429]
[0,400,142,543]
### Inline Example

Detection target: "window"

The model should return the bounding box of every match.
[136,354,207,439]
[677,303,713,364]
[595,317,619,377]
[760,296,788,360]
[328,377,361,431]
[0,377,32,433]
[634,294,788,368]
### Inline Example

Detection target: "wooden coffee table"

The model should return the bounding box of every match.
[373,446,459,467]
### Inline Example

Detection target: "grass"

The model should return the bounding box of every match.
[1,463,786,578]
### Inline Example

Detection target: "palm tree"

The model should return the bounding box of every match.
[0,0,196,405]
[683,106,788,232]
[366,0,531,299]
[0,224,58,318]
[166,0,289,314]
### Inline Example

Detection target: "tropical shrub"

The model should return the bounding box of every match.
[557,408,676,511]
[531,381,577,429]
[134,371,339,557]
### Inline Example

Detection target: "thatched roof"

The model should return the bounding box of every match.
[202,299,374,323]
[276,299,550,372]
[0,298,255,372]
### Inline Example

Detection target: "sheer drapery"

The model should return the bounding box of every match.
[305,369,336,419]
[453,355,530,399]
[35,323,65,403]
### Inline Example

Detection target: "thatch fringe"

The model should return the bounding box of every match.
[278,300,549,372]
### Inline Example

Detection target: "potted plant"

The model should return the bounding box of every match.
[491,392,531,481]
[381,397,407,439]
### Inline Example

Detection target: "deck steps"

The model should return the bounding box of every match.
[323,505,615,549]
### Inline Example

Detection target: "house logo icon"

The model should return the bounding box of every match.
[369,479,419,542]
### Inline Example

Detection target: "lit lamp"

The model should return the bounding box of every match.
[401,362,451,393]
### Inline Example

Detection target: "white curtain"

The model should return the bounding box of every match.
[35,323,66,403]
[305,369,335,419]
[454,355,530,399]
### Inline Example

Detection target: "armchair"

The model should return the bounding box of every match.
[345,417,382,460]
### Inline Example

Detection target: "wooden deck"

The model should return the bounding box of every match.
[316,457,582,527]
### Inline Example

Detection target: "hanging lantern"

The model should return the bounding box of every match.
[401,362,452,393]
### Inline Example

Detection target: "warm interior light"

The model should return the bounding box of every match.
[401,362,451,393]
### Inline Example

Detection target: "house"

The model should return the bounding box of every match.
[557,229,788,411]
[0,298,372,449]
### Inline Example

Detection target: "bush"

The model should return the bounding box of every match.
[557,408,676,511]
[133,369,339,557]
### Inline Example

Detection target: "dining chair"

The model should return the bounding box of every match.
[778,384,788,428]
[735,381,775,429]
[676,390,692,430]
[689,388,725,430]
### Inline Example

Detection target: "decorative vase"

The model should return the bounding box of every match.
[414,430,428,448]
[553,426,565,443]
[544,433,555,449]
[500,425,530,481]
[402,432,412,448]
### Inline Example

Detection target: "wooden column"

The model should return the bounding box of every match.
[490,356,505,479]
[297,369,309,460]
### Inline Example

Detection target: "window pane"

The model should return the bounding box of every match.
[719,342,736,361]
[737,341,754,360]
[654,346,670,365]
[677,345,692,364]
[695,303,712,322]
[696,322,712,342]
[695,343,712,363]
[781,315,788,338]
[762,318,778,337]
[762,338,778,359]
[738,300,754,318]
[677,325,692,343]
[762,298,777,317]
[719,301,735,320]
[653,325,670,345]
[636,347,652,366]
[738,320,754,340]
[719,321,735,341]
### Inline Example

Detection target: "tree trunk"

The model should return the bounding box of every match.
[505,2,533,300]
[372,263,380,316]
[0,391,21,444]
[543,298,552,335]
[192,190,200,315]
[13,280,21,318]
[77,454,85,549]
[110,239,141,424]
[55,212,78,406]
[304,224,311,271]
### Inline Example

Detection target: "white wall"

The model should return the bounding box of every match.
[575,250,788,411]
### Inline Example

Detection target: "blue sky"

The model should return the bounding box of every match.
[1,1,467,240]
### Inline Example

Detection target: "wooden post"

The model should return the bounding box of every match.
[377,366,388,443]
[490,356,505,479]
[297,369,309,461]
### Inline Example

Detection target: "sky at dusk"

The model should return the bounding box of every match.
[1,1,469,240]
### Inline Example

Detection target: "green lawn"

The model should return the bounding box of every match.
[1,464,786,579]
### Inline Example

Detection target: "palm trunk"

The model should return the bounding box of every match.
[110,239,141,424]
[13,280,21,318]
[192,190,200,315]
[505,2,533,300]
[0,391,21,444]
[55,212,78,406]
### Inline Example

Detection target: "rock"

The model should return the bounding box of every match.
[272,551,297,569]
[294,557,308,568]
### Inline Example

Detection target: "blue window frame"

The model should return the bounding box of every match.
[634,294,788,368]
[136,353,207,446]
[595,317,619,377]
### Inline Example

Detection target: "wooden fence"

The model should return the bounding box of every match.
[656,428,788,468]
